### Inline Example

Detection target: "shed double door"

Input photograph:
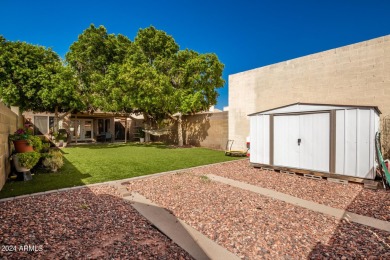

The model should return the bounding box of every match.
[273,113,330,172]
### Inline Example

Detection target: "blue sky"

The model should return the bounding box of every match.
[1,0,390,109]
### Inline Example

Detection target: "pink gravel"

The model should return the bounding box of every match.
[192,159,390,221]
[0,186,193,259]
[1,160,389,259]
[127,161,390,259]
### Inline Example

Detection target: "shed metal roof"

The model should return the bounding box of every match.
[248,102,381,116]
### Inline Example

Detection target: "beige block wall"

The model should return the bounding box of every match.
[161,112,228,150]
[0,102,19,190]
[184,111,228,150]
[229,35,390,150]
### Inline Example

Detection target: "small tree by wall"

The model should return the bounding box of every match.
[381,117,390,159]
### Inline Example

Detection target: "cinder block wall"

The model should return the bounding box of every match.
[229,35,390,150]
[0,102,18,190]
[161,112,228,150]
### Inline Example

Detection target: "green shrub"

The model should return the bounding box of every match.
[15,152,41,169]
[28,135,43,152]
[43,150,64,172]
[41,142,51,153]
[137,128,145,138]
[54,131,67,142]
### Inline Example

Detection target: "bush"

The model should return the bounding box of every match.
[28,135,43,152]
[15,152,41,169]
[41,142,51,153]
[54,131,67,142]
[42,150,64,172]
[137,127,145,138]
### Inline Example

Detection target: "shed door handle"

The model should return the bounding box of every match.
[298,138,301,146]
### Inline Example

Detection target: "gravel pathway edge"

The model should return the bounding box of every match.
[124,192,240,260]
[209,174,390,232]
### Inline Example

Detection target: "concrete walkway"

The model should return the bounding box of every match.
[123,192,240,260]
[207,174,390,233]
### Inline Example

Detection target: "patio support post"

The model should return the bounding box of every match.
[124,117,128,143]
[178,113,183,147]
[75,114,78,144]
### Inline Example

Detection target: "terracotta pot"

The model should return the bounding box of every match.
[13,140,34,153]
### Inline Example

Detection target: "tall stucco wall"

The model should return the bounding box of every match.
[161,112,228,150]
[0,102,19,190]
[229,35,390,150]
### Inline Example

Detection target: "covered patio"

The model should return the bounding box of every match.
[23,111,145,144]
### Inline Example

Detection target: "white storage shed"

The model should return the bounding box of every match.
[249,103,381,180]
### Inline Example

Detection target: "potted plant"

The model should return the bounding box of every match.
[41,142,51,153]
[138,128,145,143]
[9,128,34,153]
[60,133,68,147]
[13,152,41,172]
[54,131,67,147]
[29,135,43,152]
[42,150,64,172]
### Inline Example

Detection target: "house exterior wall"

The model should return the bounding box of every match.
[22,111,134,142]
[229,35,390,150]
[23,111,58,135]
[0,102,19,190]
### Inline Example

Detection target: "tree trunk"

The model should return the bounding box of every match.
[75,114,78,144]
[177,113,183,146]
[124,116,128,143]
[143,112,151,142]
[54,106,59,133]
[58,110,72,120]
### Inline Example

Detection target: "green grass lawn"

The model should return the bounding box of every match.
[0,143,241,198]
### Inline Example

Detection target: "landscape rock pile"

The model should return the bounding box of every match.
[0,186,193,259]
[127,161,390,259]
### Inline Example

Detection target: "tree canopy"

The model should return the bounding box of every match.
[1,25,225,146]
[65,24,132,113]
[119,26,225,145]
[0,37,79,113]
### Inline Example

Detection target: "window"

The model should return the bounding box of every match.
[49,116,54,131]
[34,116,48,135]
[97,118,111,134]
[105,119,110,132]
[34,116,55,135]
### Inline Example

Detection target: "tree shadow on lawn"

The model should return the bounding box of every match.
[308,188,390,258]
[68,142,173,150]
[0,187,194,259]
[0,156,92,199]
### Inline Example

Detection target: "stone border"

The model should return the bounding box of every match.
[0,159,247,203]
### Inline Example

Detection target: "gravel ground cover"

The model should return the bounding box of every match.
[0,186,193,259]
[191,159,390,221]
[127,171,390,259]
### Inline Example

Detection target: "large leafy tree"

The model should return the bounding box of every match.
[119,27,177,120]
[0,36,79,115]
[168,49,224,145]
[65,24,132,112]
[120,26,225,146]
